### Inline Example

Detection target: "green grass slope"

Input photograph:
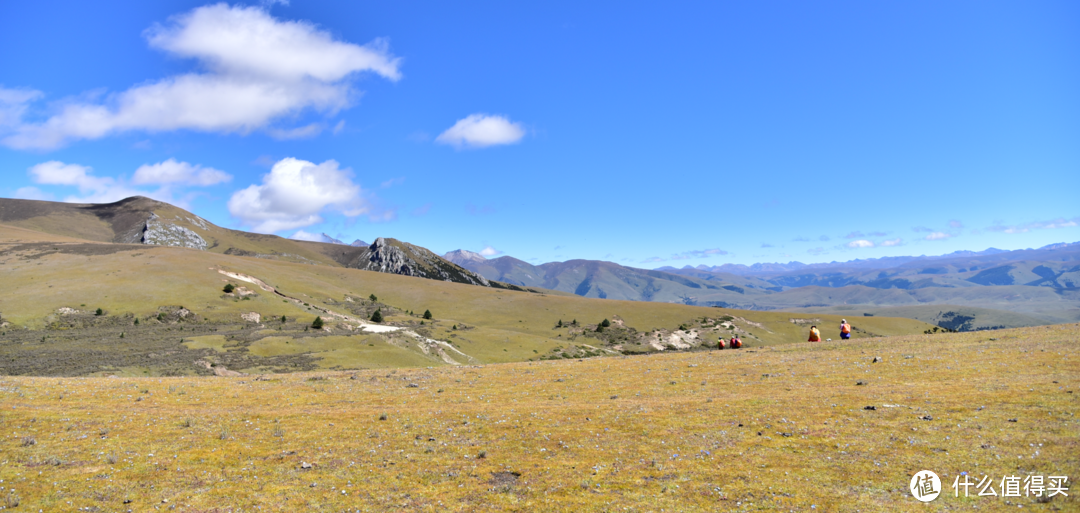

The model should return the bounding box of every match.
[0,224,936,376]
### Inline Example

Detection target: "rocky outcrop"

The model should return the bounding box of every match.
[349,238,492,286]
[140,213,208,250]
[442,249,488,266]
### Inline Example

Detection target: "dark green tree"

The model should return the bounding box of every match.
[134,318,139,325]
[423,309,433,320]
[371,309,384,323]
[312,316,324,329]
[95,308,104,316]
[369,293,378,302]
[595,323,604,333]
[223,284,234,293]
[601,319,611,328]
[281,315,287,323]
[557,320,563,328]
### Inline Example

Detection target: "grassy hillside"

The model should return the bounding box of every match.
[793,304,1055,332]
[1,223,934,376]
[0,324,1075,510]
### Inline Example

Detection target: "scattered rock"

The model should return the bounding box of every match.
[300,462,312,469]
[241,312,261,323]
[872,357,882,363]
[781,432,793,437]
[856,380,867,386]
[406,383,419,388]
[864,406,877,411]
[1007,418,1018,423]
[921,415,933,421]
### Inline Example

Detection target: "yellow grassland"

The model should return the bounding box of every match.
[1,325,1077,511]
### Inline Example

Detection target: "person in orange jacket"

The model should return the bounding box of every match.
[808,326,822,342]
[717,337,727,349]
[840,319,852,340]
[730,336,742,349]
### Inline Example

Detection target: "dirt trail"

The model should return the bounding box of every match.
[216,269,469,364]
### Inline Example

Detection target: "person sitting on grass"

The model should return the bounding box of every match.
[840,319,852,340]
[730,336,742,349]
[718,337,727,349]
[808,326,822,342]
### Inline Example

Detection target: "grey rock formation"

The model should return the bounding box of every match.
[442,249,487,266]
[350,237,490,286]
[140,213,208,250]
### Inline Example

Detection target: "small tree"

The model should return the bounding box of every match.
[371,309,384,323]
[601,319,611,328]
[281,315,287,323]
[369,294,378,302]
[134,318,139,325]
[595,324,604,333]
[312,317,324,329]
[223,284,234,293]
[423,309,433,320]
[95,308,104,316]
[557,320,563,328]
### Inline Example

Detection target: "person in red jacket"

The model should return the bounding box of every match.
[717,337,727,349]
[840,319,852,340]
[808,326,822,342]
[730,336,742,349]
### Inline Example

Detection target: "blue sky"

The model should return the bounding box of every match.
[1,1,1078,267]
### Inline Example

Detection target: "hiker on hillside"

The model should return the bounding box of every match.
[730,336,742,349]
[808,326,821,342]
[840,319,852,340]
[717,337,727,349]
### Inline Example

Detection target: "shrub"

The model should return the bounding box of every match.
[312,317,324,329]
[95,308,104,316]
[369,293,378,302]
[601,319,611,328]
[281,315,287,323]
[423,309,433,320]
[371,310,384,323]
[134,318,139,325]
[223,284,235,293]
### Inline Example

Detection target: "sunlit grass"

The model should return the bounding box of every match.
[1,324,1076,510]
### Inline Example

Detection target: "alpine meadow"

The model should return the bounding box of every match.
[1,1,1078,511]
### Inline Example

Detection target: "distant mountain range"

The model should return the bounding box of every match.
[2,195,1076,331]
[445,243,1080,327]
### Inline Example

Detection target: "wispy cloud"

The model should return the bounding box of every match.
[761,243,774,248]
[792,236,810,242]
[880,238,903,246]
[925,232,954,240]
[380,177,405,188]
[807,247,826,255]
[912,226,934,233]
[987,217,1080,234]
[819,235,830,242]
[948,220,964,229]
[670,248,728,260]
[479,246,502,257]
[641,256,665,263]
[868,231,887,237]
[411,203,431,216]
[844,231,865,239]
[846,240,874,248]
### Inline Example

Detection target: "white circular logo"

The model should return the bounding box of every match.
[909,470,941,502]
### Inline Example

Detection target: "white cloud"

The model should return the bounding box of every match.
[29,161,115,193]
[0,87,42,128]
[925,232,954,240]
[12,186,53,201]
[2,4,401,150]
[880,238,903,247]
[988,217,1080,234]
[479,246,502,257]
[228,157,365,233]
[133,158,231,186]
[846,239,874,248]
[288,229,325,242]
[435,114,525,149]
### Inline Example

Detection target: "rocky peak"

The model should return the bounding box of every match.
[349,237,491,286]
[139,213,208,250]
[442,249,487,266]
